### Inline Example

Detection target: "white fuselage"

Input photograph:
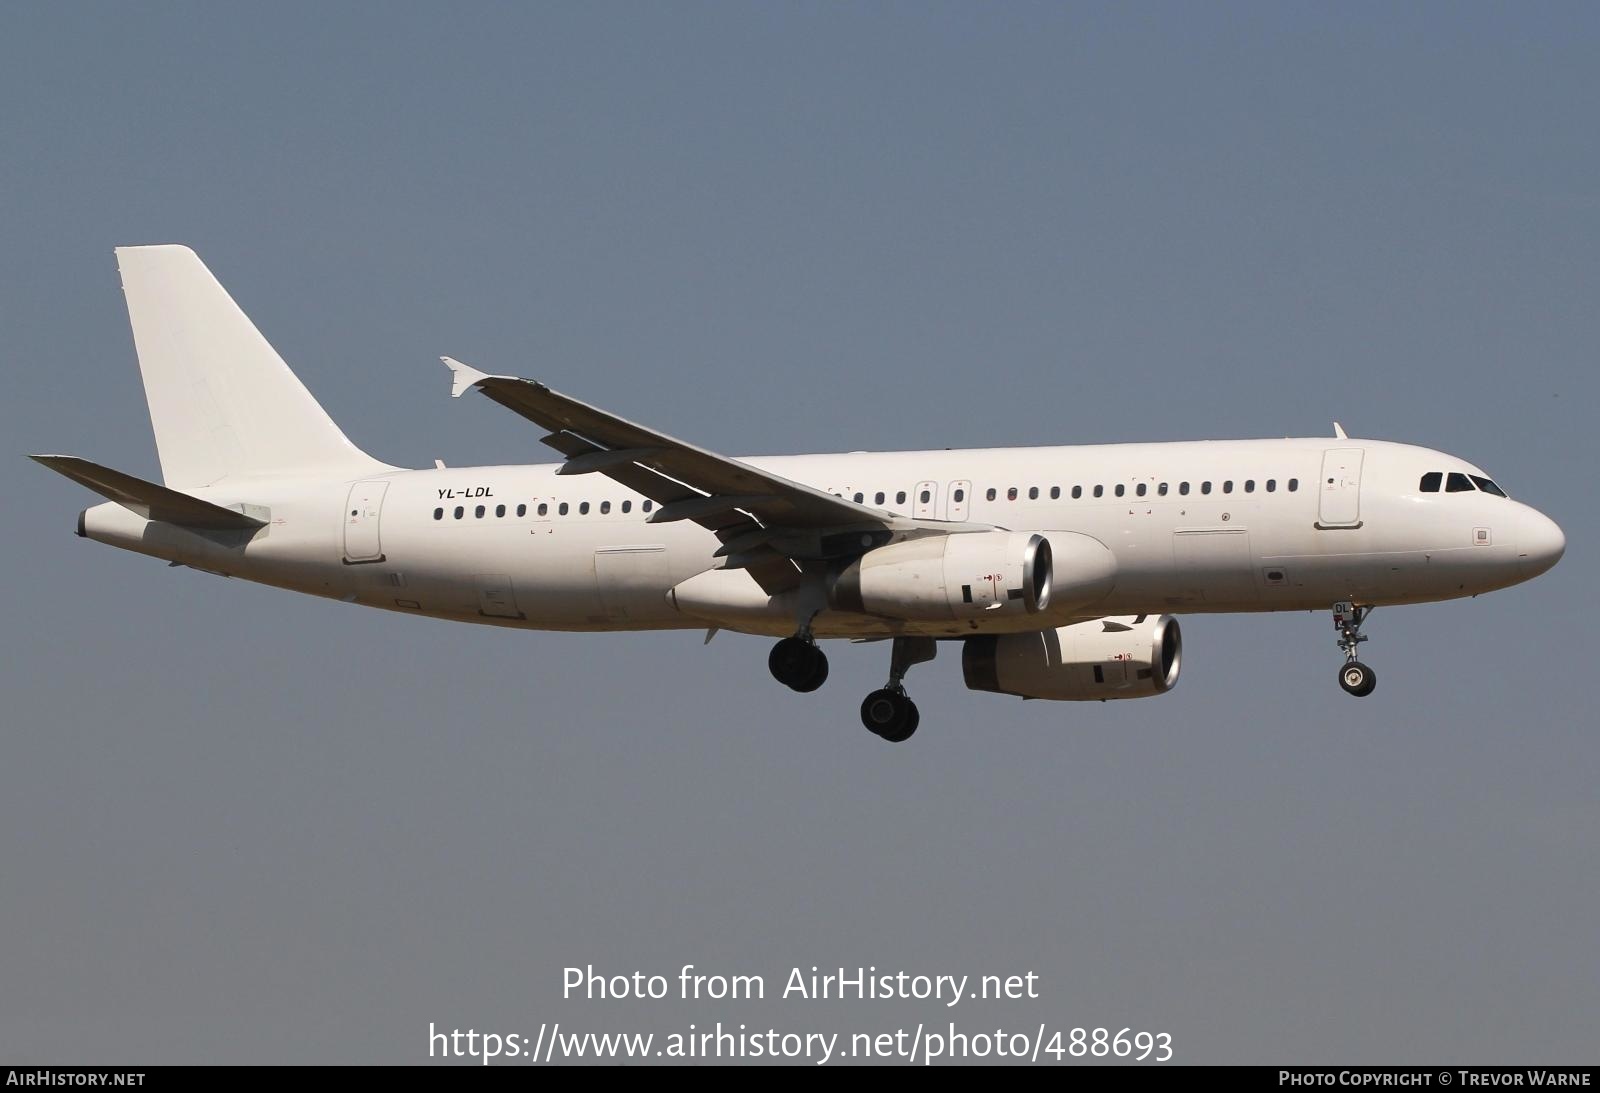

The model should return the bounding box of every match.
[78,436,1565,639]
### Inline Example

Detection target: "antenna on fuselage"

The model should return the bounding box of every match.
[1333,422,1349,440]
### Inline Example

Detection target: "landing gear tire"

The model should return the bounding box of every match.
[793,649,829,693]
[899,703,921,740]
[1339,660,1376,697]
[769,636,828,692]
[861,688,919,742]
[1331,602,1377,698]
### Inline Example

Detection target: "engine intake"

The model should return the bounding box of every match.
[963,615,1182,700]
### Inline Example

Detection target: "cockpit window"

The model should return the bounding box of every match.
[1470,475,1507,498]
[1446,472,1474,493]
[1419,472,1442,493]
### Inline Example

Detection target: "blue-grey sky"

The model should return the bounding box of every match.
[2,2,1595,1064]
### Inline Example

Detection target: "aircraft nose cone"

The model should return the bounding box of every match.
[1520,509,1566,578]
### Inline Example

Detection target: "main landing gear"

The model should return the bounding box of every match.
[767,632,937,743]
[860,689,917,743]
[860,637,936,744]
[768,633,828,693]
[1332,601,1377,697]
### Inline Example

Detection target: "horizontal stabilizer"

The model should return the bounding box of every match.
[30,455,266,530]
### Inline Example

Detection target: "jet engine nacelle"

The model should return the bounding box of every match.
[962,614,1182,700]
[829,530,1055,621]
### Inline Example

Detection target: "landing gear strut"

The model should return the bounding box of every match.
[769,634,828,693]
[861,637,936,743]
[1332,601,1377,697]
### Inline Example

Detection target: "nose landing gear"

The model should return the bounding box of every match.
[1333,601,1377,697]
[1339,660,1376,696]
[861,637,936,743]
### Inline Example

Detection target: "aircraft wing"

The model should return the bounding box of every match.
[442,358,906,593]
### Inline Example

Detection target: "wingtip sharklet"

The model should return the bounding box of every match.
[441,357,542,399]
[441,356,496,398]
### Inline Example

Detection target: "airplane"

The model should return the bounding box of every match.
[33,246,1566,743]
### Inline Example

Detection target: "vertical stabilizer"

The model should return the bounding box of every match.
[115,245,387,488]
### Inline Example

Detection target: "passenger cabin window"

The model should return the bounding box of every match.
[1222,481,1233,494]
[1420,472,1443,493]
[600,501,611,514]
[538,503,549,516]
[517,503,526,517]
[622,500,631,513]
[953,488,965,503]
[579,501,591,514]
[496,504,506,517]
[1201,482,1212,495]
[897,491,907,505]
[1135,483,1146,497]
[1007,487,1018,500]
[1470,475,1507,497]
[1028,487,1039,500]
[1446,472,1474,493]
[1093,485,1104,498]
[853,492,864,503]
[921,489,932,504]
[1158,482,1168,496]
[475,505,485,518]
[874,492,885,505]
[643,500,653,512]
[1050,486,1060,499]
[1179,482,1190,495]
[559,502,569,516]
[1114,484,1125,497]
[454,506,464,519]
[433,507,444,520]
[1072,486,1082,499]
[1244,480,1255,493]
[1266,479,1276,493]
[986,488,997,501]
[1288,478,1299,492]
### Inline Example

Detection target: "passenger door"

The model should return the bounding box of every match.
[913,480,939,520]
[1317,448,1364,528]
[342,481,388,563]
